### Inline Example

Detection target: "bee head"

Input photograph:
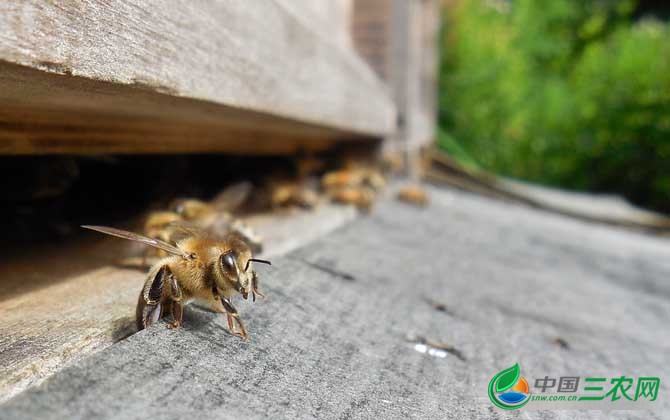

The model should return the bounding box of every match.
[217,250,250,293]
[214,237,271,299]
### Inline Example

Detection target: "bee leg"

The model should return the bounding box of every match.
[220,297,248,340]
[226,313,237,335]
[167,303,183,329]
[138,301,163,330]
[167,271,183,329]
[137,265,170,329]
[251,271,265,302]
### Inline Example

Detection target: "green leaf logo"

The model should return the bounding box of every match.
[488,363,529,410]
[495,363,520,393]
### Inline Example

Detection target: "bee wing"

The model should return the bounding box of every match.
[82,225,192,259]
[165,221,216,243]
[210,181,253,212]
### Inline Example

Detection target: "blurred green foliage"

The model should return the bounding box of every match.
[439,0,670,212]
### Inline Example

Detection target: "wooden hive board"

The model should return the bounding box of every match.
[0,1,396,155]
[0,204,358,403]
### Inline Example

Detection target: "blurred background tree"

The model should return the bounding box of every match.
[438,0,670,212]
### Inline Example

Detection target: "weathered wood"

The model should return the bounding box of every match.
[0,62,358,155]
[0,204,357,403]
[2,184,670,418]
[0,1,395,154]
[351,0,439,161]
[275,0,353,50]
[425,148,670,232]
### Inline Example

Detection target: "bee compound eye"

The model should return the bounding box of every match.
[220,252,237,272]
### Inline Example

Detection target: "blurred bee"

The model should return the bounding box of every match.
[142,181,263,259]
[170,180,252,223]
[269,179,319,210]
[83,225,271,339]
[381,153,404,175]
[329,186,375,212]
[366,172,386,192]
[321,165,385,211]
[321,166,386,192]
[321,168,360,190]
[144,211,183,244]
[295,153,325,178]
[230,219,264,252]
[397,185,429,207]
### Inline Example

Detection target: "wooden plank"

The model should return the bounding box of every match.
[275,0,353,50]
[3,184,670,417]
[0,204,357,403]
[351,0,439,169]
[0,1,395,154]
[425,148,670,232]
[0,62,353,155]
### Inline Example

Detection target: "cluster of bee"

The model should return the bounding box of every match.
[84,182,269,339]
[143,181,263,256]
[261,178,320,210]
[256,161,389,213]
[321,165,386,212]
[259,157,388,213]
[83,162,389,338]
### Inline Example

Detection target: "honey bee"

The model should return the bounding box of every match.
[364,170,386,192]
[321,167,386,192]
[170,199,214,221]
[83,225,271,340]
[321,168,363,190]
[397,185,429,207]
[381,153,405,174]
[142,181,263,258]
[269,180,319,209]
[170,180,252,223]
[295,153,325,178]
[139,211,184,264]
[329,186,375,211]
[321,165,385,211]
[144,211,183,243]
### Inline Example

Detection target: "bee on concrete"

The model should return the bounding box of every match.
[397,185,429,207]
[82,225,271,340]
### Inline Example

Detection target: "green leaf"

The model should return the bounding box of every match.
[495,363,520,393]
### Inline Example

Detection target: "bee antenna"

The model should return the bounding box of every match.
[245,258,272,271]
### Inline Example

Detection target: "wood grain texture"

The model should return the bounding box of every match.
[0,204,357,403]
[351,0,438,160]
[0,62,364,155]
[2,184,670,418]
[0,1,395,154]
[426,149,670,232]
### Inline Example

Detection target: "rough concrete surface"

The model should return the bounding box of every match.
[2,185,669,419]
